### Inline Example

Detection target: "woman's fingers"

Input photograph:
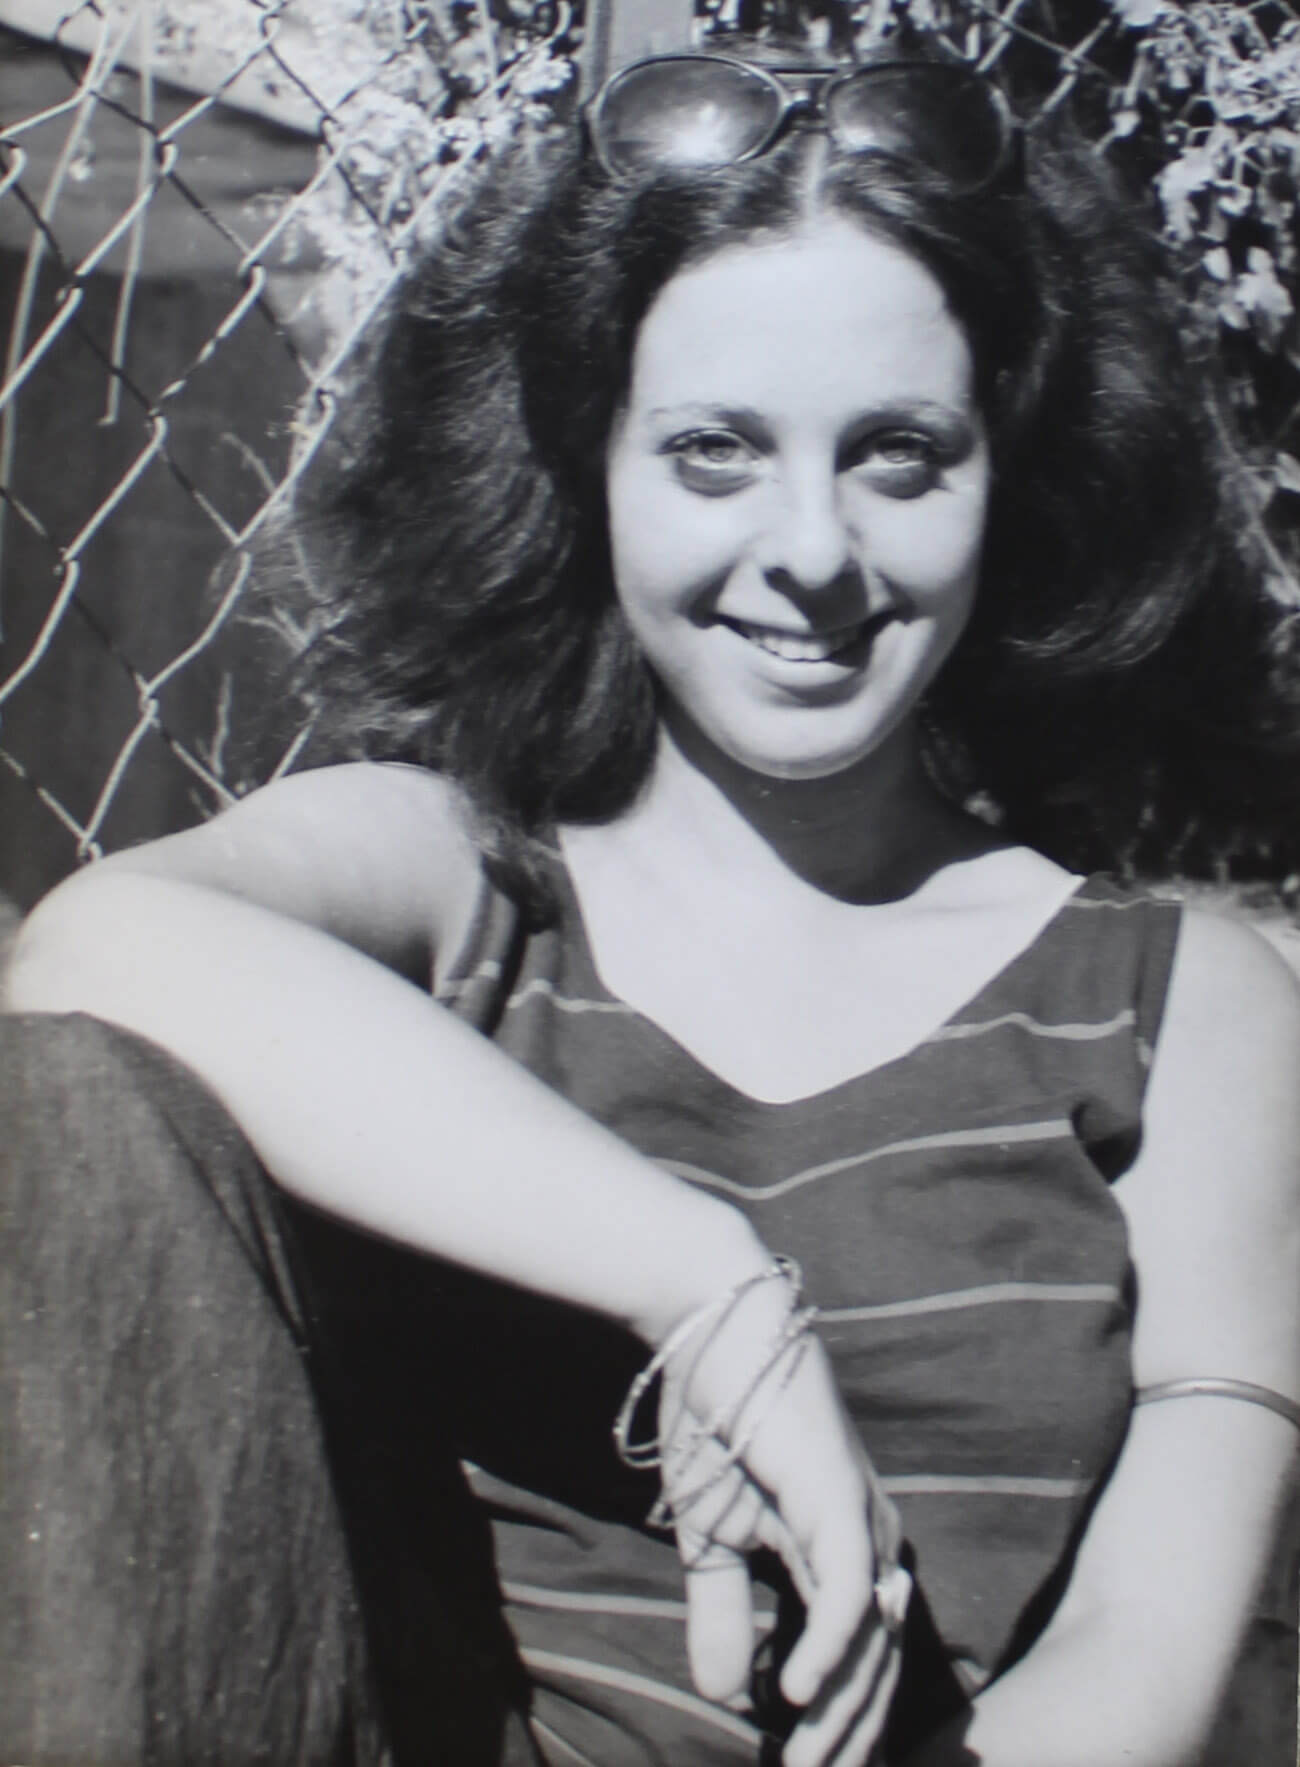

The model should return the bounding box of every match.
[667,1422,911,1763]
[775,1431,904,1709]
[778,1501,874,1707]
[784,1614,903,1767]
[657,1305,908,1729]
[670,1439,766,1701]
[681,1538,756,1702]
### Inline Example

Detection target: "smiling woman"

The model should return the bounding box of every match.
[4,30,1300,1767]
[604,221,988,782]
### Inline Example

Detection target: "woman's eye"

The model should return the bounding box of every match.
[666,432,758,494]
[850,432,943,499]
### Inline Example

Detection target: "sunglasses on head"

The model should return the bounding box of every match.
[586,52,1017,193]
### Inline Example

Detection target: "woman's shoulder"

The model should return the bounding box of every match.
[1163,902,1300,1049]
[1159,901,1300,1187]
[1119,902,1300,1325]
[1139,899,1300,1138]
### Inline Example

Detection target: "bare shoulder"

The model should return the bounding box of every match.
[1166,902,1300,1035]
[97,762,482,979]
[1118,903,1300,1390]
[1141,904,1300,1207]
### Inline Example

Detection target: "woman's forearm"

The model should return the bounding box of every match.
[896,1604,1228,1767]
[4,869,767,1347]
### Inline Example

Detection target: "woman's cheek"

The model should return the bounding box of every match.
[873,501,985,602]
[635,497,750,599]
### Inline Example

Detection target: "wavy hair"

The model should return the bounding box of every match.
[294,75,1300,899]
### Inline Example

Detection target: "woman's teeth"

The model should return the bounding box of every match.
[724,618,870,662]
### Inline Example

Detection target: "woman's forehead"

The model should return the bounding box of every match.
[627,218,977,422]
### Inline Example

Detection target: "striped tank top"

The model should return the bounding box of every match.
[430,858,1183,1764]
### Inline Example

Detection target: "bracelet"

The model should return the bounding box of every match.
[1134,1376,1300,1434]
[666,1300,822,1482]
[612,1254,802,1470]
[647,1305,820,1531]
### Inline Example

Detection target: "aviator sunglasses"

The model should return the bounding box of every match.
[586,52,1018,193]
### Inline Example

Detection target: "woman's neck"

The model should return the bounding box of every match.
[624,711,999,906]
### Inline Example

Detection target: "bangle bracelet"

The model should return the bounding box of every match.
[612,1254,802,1470]
[1134,1377,1300,1433]
[671,1300,822,1473]
[647,1305,820,1531]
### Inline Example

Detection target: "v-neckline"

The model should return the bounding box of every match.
[546,852,1093,1112]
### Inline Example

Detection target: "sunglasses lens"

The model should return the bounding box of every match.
[827,64,1007,188]
[596,59,782,175]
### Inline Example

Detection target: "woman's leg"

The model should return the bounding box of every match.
[0,1011,389,1766]
[280,1200,540,1767]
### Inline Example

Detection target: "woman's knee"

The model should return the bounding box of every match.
[1,1011,310,1331]
[0,1011,385,1764]
[0,1009,324,1471]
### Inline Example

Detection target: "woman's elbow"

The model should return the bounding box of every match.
[3,868,154,1016]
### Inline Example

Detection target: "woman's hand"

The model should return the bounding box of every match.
[654,1289,909,1765]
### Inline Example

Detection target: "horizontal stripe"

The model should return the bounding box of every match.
[880,1473,1092,1498]
[521,1648,763,1745]
[504,1580,776,1629]
[505,1582,690,1623]
[820,1280,1123,1325]
[929,1007,1135,1045]
[1064,893,1152,911]
[506,977,635,1016]
[659,1118,1074,1203]
[529,1714,602,1767]
[435,957,503,1001]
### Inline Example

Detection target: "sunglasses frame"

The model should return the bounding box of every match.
[586,51,1018,192]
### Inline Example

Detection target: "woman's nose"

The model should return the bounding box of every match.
[757,472,859,593]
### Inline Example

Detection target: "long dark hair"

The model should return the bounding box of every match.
[294,75,1300,899]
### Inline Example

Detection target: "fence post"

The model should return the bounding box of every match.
[580,0,696,98]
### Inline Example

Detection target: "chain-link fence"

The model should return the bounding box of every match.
[2,0,1298,915]
[0,0,581,908]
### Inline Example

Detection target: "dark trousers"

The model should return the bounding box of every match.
[1,1012,532,1767]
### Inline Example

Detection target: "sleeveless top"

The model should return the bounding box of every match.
[427,858,1183,1765]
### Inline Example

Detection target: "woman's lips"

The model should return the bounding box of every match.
[717,611,891,663]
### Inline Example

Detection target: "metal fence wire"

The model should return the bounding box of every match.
[1,0,1298,908]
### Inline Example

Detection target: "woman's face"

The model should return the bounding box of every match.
[605,217,991,782]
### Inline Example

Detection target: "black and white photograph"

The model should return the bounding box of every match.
[2,0,1299,1761]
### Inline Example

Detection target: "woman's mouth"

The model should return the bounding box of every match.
[717,613,888,663]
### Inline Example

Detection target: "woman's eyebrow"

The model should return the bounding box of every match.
[644,398,975,430]
[839,403,983,456]
[849,398,975,428]
[645,403,769,428]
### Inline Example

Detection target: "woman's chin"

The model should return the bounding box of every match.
[663,703,920,793]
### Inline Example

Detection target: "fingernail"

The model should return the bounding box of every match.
[873,1564,913,1633]
[780,1664,811,1706]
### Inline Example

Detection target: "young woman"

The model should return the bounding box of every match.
[5,39,1300,1767]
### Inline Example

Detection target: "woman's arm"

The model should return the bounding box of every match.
[898,908,1300,1767]
[2,764,880,1732]
[5,761,773,1344]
